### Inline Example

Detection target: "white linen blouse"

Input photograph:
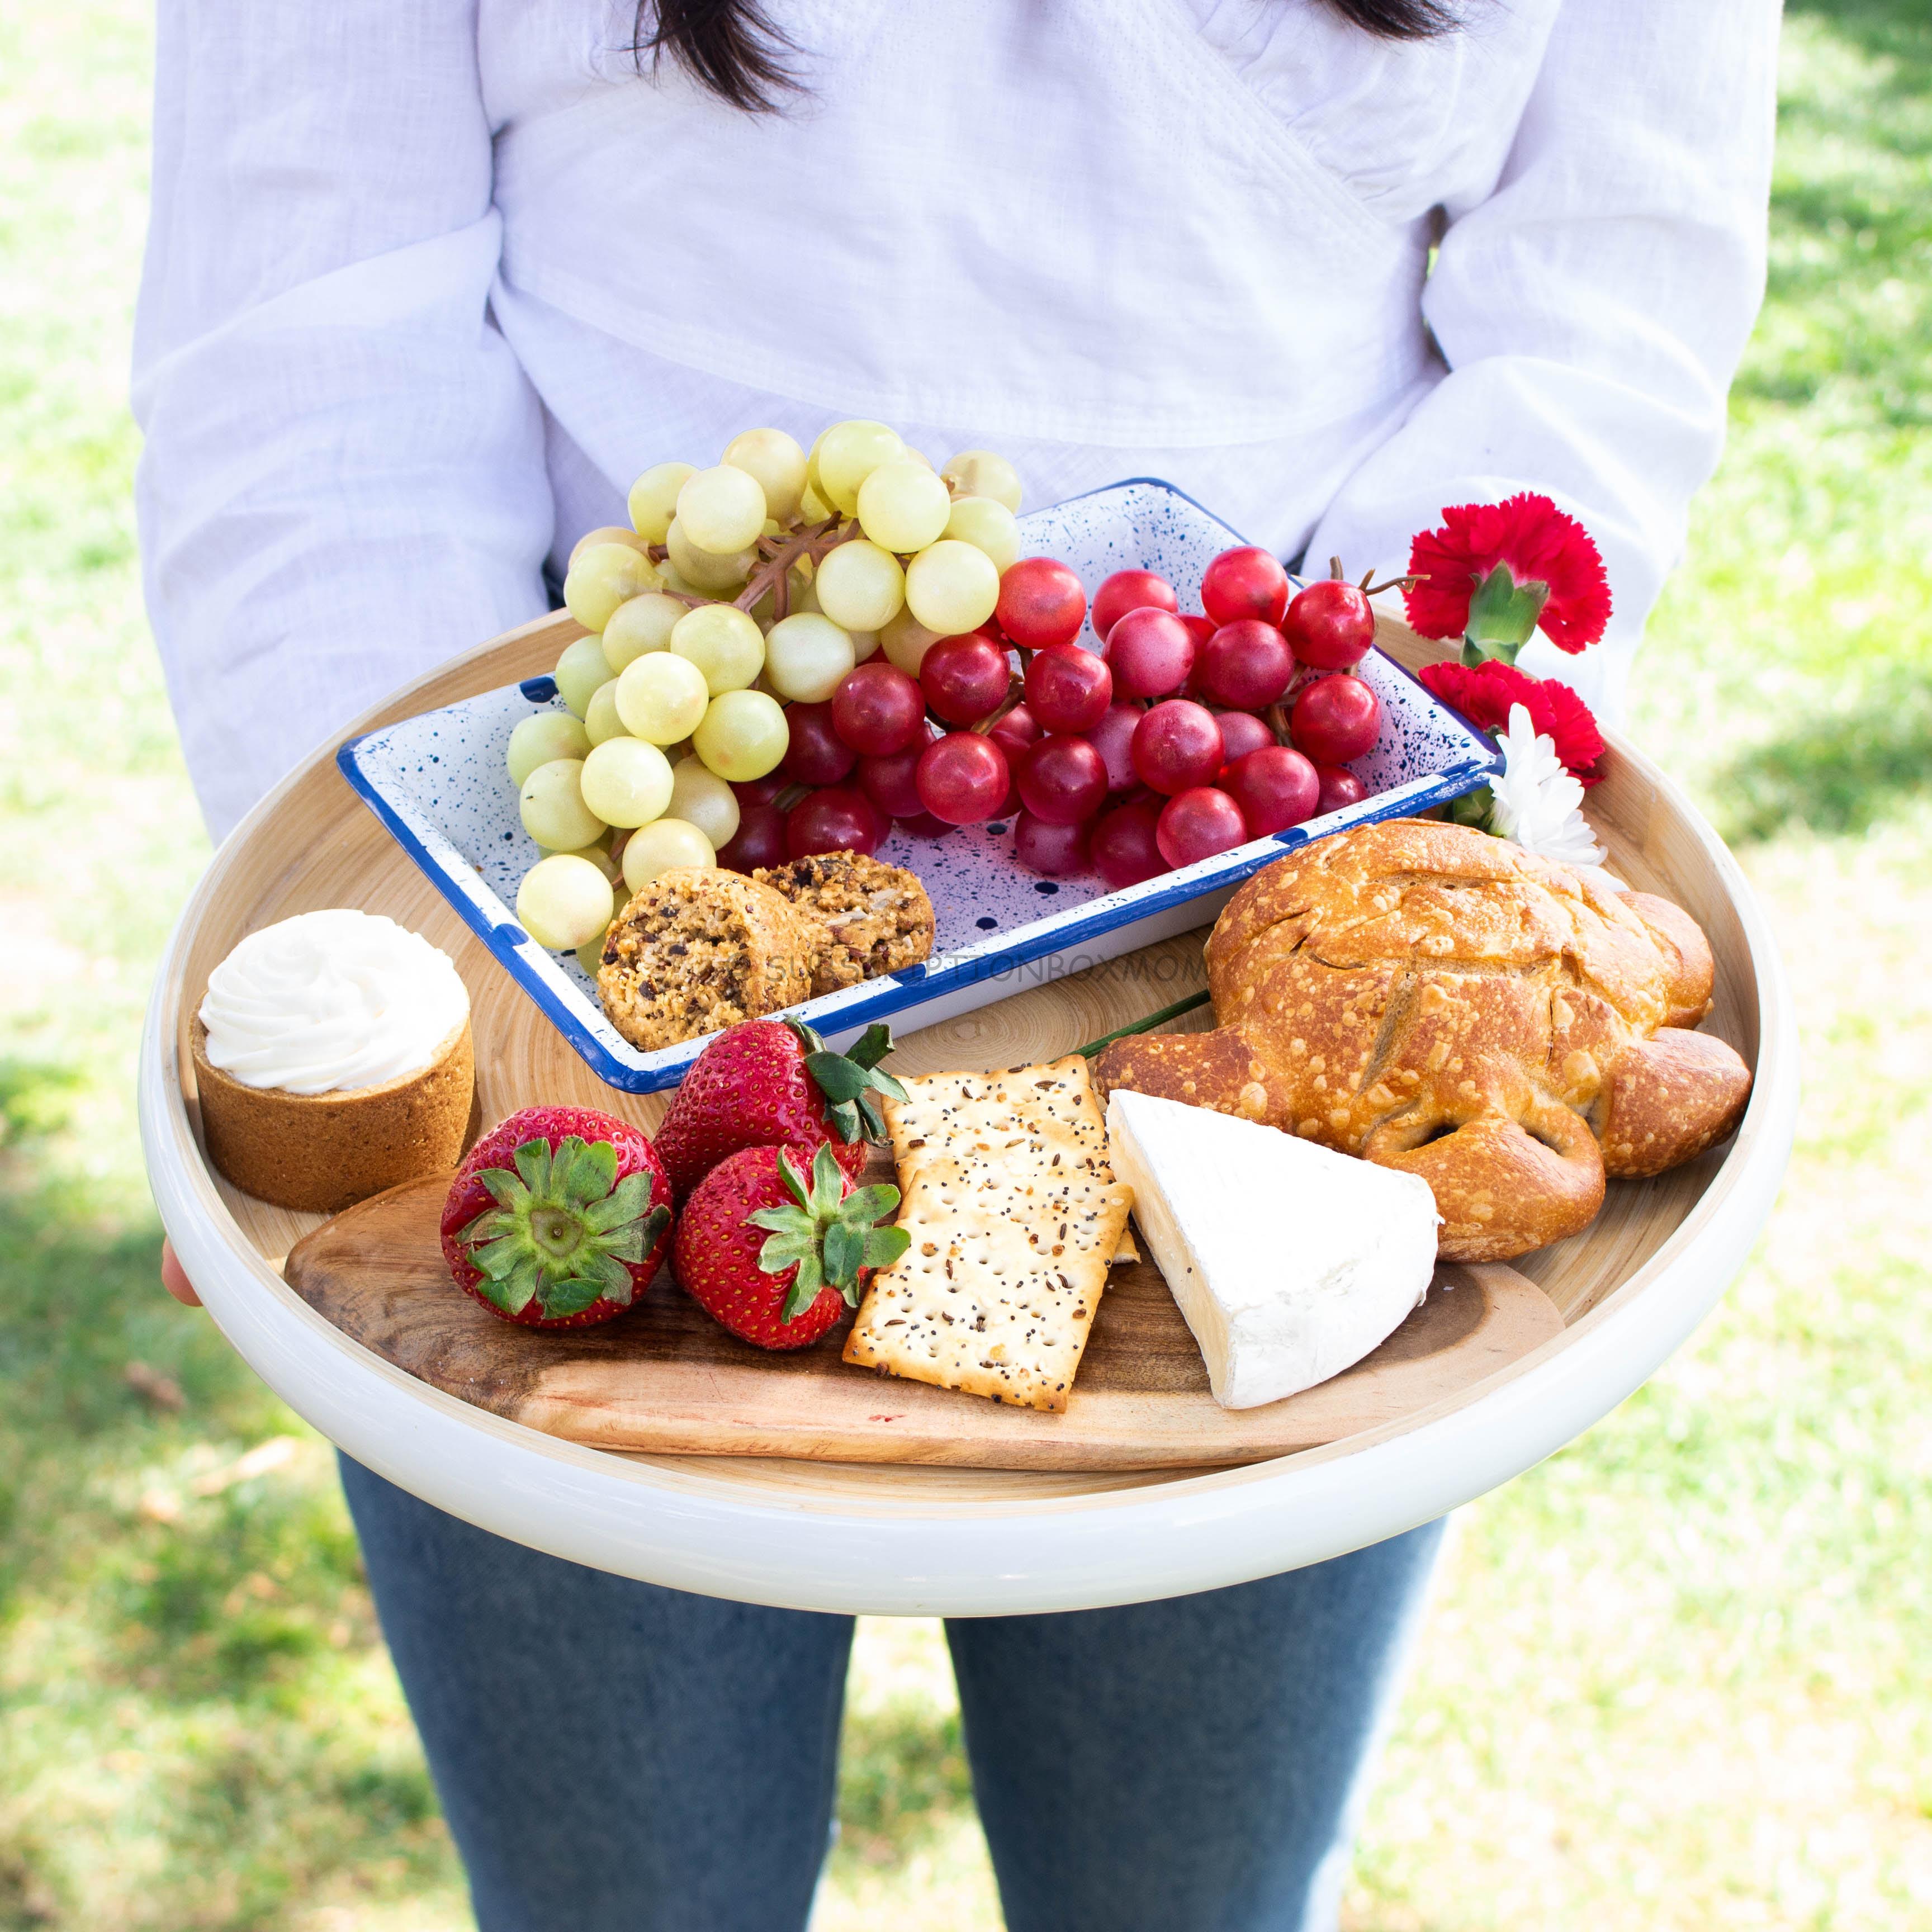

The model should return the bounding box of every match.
[134,0,1780,838]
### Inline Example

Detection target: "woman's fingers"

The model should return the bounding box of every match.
[160,1237,203,1308]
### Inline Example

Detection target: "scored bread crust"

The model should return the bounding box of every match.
[1092,818,1753,1263]
[596,868,818,1052]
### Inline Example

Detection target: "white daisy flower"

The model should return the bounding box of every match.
[1486,703,1607,869]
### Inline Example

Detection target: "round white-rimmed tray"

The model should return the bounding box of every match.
[140,610,1798,1616]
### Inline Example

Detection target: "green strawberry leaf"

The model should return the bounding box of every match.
[538,1274,607,1320]
[586,1251,634,1304]
[544,1136,586,1203]
[822,1219,864,1289]
[457,1208,515,1248]
[466,1268,523,1315]
[748,1202,813,1235]
[781,1253,826,1322]
[470,1236,525,1281]
[846,1023,896,1071]
[801,1028,901,1144]
[785,1019,828,1057]
[861,1226,911,1271]
[512,1137,553,1198]
[583,1171,654,1233]
[776,1147,812,1210]
[807,1144,847,1218]
[577,1138,621,1204]
[839,1183,901,1226]
[469,1249,539,1316]
[603,1228,643,1265]
[547,1136,619,1211]
[804,1050,871,1104]
[757,1232,818,1273]
[476,1167,531,1211]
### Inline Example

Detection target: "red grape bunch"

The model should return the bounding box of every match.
[717,537,1396,891]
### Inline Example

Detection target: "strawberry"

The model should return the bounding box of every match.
[672,1143,909,1349]
[654,1018,907,1204]
[441,1105,673,1329]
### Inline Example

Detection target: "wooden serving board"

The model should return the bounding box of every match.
[284,1174,1564,1472]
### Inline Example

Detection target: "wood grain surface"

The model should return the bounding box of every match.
[284,1175,1564,1471]
[163,602,1772,1506]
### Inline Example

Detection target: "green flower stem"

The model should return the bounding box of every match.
[1076,989,1213,1059]
[1446,785,1496,831]
[1461,562,1551,665]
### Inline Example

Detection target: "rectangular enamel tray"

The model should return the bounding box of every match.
[337,480,1498,1091]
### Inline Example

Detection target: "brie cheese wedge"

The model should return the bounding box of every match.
[1105,1088,1441,1409]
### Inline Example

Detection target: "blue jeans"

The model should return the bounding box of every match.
[342,1457,1443,1932]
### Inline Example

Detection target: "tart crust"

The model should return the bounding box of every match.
[191,1017,475,1215]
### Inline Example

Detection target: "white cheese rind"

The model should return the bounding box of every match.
[1105,1088,1439,1409]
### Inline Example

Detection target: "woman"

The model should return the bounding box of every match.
[139,3,1778,1926]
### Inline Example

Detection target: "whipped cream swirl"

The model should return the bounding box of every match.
[198,910,470,1094]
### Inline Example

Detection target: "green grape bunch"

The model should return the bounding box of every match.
[505,419,1026,963]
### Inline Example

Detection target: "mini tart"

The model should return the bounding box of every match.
[596,868,819,1052]
[191,1016,475,1215]
[754,851,936,995]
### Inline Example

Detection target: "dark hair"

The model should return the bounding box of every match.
[631,0,1457,113]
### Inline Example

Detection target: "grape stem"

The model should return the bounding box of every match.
[737,516,859,622]
[1327,553,1418,599]
[643,515,861,619]
[970,676,1028,735]
[638,566,709,612]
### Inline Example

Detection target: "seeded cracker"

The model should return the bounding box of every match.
[881,1056,1139,1265]
[843,1158,1132,1411]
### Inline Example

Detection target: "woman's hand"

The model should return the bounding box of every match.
[161,1238,203,1308]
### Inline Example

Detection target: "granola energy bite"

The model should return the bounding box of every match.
[754,850,935,995]
[596,868,818,1052]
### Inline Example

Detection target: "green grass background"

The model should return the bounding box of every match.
[2,3,1929,1926]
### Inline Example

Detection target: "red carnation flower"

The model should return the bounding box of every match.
[1404,494,1612,659]
[1419,659,1607,785]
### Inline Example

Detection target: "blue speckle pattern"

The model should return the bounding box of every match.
[338,480,1498,1093]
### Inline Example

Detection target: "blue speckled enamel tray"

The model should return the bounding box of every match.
[338,480,1498,1092]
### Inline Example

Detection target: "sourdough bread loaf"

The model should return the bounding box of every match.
[1093,818,1751,1262]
